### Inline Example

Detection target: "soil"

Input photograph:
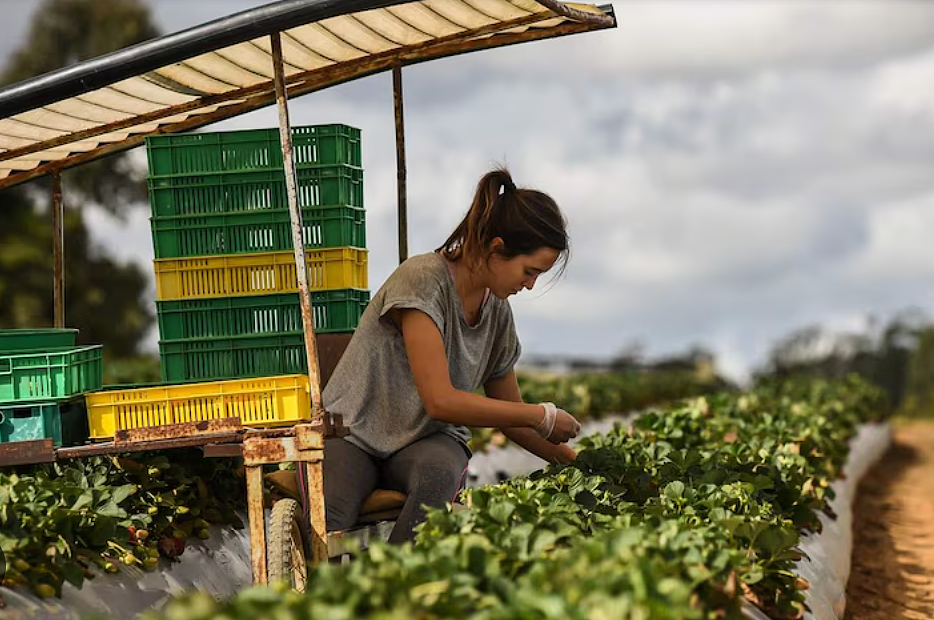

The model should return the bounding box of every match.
[845,421,934,620]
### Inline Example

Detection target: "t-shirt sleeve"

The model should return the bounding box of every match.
[377,257,447,335]
[485,303,522,383]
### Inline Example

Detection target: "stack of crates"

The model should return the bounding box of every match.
[146,124,369,383]
[0,329,101,447]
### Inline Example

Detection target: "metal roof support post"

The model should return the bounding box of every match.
[270,32,324,422]
[270,30,331,571]
[51,171,64,328]
[392,64,408,264]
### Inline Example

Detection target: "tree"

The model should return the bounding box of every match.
[755,309,931,412]
[0,0,160,356]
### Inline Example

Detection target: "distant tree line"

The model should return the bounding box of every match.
[754,308,934,417]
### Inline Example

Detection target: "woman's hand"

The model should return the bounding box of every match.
[547,407,582,444]
[551,443,578,464]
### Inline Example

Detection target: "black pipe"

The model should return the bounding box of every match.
[0,0,410,118]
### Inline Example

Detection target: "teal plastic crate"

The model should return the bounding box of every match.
[157,289,370,340]
[0,398,90,447]
[147,165,364,217]
[159,333,310,383]
[0,328,78,352]
[146,124,362,177]
[0,345,104,403]
[151,205,366,258]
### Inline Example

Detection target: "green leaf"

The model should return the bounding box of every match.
[110,484,137,505]
[71,490,94,512]
[488,501,516,525]
[663,481,685,500]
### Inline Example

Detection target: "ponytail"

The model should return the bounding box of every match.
[437,167,569,273]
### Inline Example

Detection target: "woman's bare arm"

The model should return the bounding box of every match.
[483,371,577,464]
[398,308,544,429]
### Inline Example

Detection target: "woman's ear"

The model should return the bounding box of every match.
[488,237,506,254]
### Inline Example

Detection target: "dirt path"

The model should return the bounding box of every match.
[845,421,934,620]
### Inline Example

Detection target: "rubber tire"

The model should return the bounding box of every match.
[268,498,309,591]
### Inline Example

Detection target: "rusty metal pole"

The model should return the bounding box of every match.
[271,31,330,570]
[270,33,324,423]
[51,171,65,327]
[392,64,408,264]
[244,464,268,584]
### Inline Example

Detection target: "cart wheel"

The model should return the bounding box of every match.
[268,498,309,591]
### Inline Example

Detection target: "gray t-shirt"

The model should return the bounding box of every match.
[322,252,522,458]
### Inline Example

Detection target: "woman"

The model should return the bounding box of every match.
[322,167,582,543]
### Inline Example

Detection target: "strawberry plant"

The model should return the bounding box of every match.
[0,449,244,598]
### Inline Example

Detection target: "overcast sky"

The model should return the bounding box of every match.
[4,0,934,381]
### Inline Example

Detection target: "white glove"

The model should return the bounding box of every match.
[534,402,558,439]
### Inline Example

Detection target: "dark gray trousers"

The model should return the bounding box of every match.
[323,433,469,543]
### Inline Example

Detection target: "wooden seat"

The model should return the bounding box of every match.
[357,489,406,524]
[265,470,406,525]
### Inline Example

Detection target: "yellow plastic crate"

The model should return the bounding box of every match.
[154,247,368,300]
[85,374,311,439]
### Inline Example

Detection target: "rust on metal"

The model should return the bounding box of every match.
[295,424,323,450]
[244,427,294,440]
[392,64,408,265]
[271,32,327,430]
[0,13,614,190]
[304,461,329,565]
[56,432,244,460]
[115,417,242,444]
[51,171,64,328]
[245,465,268,585]
[243,435,324,466]
[534,0,616,26]
[0,439,56,467]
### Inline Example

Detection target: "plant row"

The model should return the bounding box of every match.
[143,375,887,620]
[469,369,728,452]
[0,450,245,599]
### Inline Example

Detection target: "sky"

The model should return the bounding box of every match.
[3,0,934,381]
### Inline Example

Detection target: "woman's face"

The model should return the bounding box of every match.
[486,244,561,299]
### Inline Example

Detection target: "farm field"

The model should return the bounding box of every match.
[846,421,934,620]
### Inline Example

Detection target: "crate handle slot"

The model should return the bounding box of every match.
[0,359,10,375]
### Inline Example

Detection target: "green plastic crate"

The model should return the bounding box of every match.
[146,124,362,177]
[157,289,370,340]
[0,328,78,352]
[159,333,312,382]
[151,205,366,258]
[0,398,90,447]
[147,165,364,217]
[0,345,104,403]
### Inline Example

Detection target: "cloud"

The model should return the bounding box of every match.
[490,0,934,80]
[11,0,934,382]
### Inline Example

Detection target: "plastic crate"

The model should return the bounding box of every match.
[154,247,368,301]
[0,346,104,403]
[0,398,89,447]
[85,374,311,439]
[150,205,366,258]
[0,328,78,352]
[159,333,312,382]
[148,165,364,217]
[157,289,370,340]
[146,125,361,177]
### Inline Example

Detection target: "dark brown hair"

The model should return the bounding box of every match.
[437,167,569,275]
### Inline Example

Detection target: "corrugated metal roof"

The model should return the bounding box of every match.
[0,0,614,189]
